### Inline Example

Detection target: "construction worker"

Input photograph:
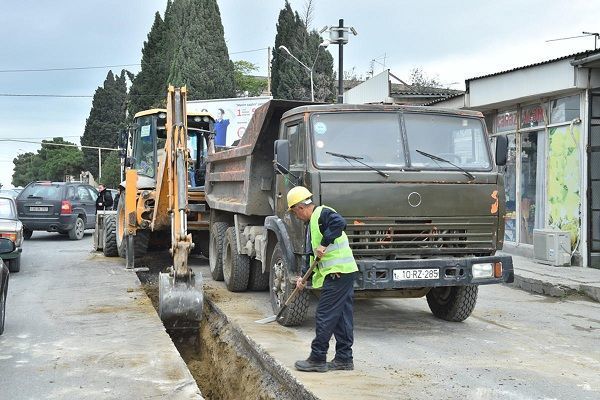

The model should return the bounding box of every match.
[287,186,358,373]
[95,184,113,211]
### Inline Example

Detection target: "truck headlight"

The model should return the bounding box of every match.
[472,263,494,279]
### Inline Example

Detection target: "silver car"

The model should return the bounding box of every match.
[0,196,23,272]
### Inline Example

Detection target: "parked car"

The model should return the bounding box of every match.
[0,196,23,272]
[0,189,17,199]
[0,237,14,335]
[16,181,98,240]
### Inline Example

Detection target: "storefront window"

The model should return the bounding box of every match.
[520,131,545,244]
[495,110,517,133]
[520,104,545,128]
[550,95,580,123]
[504,134,517,242]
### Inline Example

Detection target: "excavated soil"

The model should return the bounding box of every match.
[138,268,302,400]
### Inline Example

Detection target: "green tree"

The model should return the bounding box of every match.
[271,1,335,101]
[166,0,235,99]
[233,60,268,97]
[11,139,83,186]
[129,11,170,116]
[408,67,443,92]
[100,151,121,189]
[81,70,129,179]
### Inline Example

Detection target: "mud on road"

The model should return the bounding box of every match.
[137,256,316,400]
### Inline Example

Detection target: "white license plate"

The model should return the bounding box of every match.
[393,268,439,281]
[29,206,48,212]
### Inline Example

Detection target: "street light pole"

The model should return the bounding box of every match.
[278,45,314,101]
[319,20,357,103]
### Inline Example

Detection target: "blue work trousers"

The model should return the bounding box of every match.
[310,272,355,362]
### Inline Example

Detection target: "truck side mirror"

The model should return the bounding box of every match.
[274,139,290,174]
[495,135,508,166]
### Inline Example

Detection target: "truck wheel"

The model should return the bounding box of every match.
[103,214,118,257]
[248,259,269,291]
[209,222,228,281]
[68,217,85,240]
[23,228,32,240]
[8,256,20,273]
[426,285,478,322]
[222,227,250,292]
[269,243,308,326]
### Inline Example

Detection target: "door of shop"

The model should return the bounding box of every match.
[589,90,600,268]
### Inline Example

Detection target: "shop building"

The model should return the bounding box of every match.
[433,49,600,267]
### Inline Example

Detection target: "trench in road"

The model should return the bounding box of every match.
[136,262,316,400]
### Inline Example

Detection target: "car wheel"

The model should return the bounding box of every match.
[68,217,85,240]
[8,256,20,273]
[0,279,7,335]
[23,228,33,240]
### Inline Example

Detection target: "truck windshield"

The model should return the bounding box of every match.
[133,115,157,178]
[404,113,491,170]
[311,112,405,168]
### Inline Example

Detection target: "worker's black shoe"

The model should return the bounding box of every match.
[327,359,354,371]
[294,358,328,372]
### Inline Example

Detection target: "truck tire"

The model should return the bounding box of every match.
[103,214,118,257]
[248,259,269,291]
[68,217,85,240]
[222,227,250,292]
[8,256,20,273]
[269,243,308,326]
[209,222,228,281]
[426,285,478,322]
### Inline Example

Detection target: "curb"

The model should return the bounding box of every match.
[510,273,599,303]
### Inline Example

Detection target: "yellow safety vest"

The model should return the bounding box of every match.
[309,206,358,288]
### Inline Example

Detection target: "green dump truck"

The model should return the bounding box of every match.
[205,100,513,325]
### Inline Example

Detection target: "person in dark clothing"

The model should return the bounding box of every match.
[95,184,113,211]
[112,188,121,211]
[287,186,358,373]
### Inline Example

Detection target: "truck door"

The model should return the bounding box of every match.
[275,121,307,254]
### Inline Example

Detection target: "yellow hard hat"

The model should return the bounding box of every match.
[287,186,313,210]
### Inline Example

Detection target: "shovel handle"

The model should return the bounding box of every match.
[282,256,321,308]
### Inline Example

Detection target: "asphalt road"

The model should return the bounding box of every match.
[0,231,201,399]
[191,260,600,400]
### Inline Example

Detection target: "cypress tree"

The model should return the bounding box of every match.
[129,11,170,115]
[271,1,335,101]
[167,0,235,99]
[81,70,128,179]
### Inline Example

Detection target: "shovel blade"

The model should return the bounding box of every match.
[254,314,277,324]
[158,271,203,329]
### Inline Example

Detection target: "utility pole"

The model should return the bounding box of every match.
[320,20,357,103]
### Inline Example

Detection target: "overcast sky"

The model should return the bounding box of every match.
[1,0,599,188]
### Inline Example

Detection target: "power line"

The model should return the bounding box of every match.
[0,93,159,98]
[0,63,140,73]
[0,138,118,151]
[0,47,270,74]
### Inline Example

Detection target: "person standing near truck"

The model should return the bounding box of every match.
[287,186,358,372]
[95,184,113,211]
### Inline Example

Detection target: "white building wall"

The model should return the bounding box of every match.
[344,70,390,104]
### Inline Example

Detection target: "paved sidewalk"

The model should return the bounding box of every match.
[0,233,202,399]
[503,252,600,302]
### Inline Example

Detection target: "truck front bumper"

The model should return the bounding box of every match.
[354,255,514,290]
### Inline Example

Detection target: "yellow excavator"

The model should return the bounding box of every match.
[101,86,213,328]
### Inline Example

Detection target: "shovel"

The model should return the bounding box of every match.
[255,256,321,324]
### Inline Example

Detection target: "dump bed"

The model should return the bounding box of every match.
[205,100,312,216]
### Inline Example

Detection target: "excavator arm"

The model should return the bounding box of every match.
[156,86,203,328]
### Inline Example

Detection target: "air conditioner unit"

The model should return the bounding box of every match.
[533,229,571,267]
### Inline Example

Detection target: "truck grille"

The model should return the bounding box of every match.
[346,217,496,259]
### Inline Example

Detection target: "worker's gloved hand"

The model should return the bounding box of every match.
[296,276,306,291]
[316,245,327,259]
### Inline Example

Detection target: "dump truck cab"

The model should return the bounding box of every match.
[206,101,513,325]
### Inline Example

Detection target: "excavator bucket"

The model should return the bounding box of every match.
[158,271,203,329]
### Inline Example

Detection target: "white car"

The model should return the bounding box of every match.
[0,196,23,272]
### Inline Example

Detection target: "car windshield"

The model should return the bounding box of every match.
[311,112,405,168]
[19,183,63,200]
[0,198,16,219]
[310,111,491,171]
[404,113,491,170]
